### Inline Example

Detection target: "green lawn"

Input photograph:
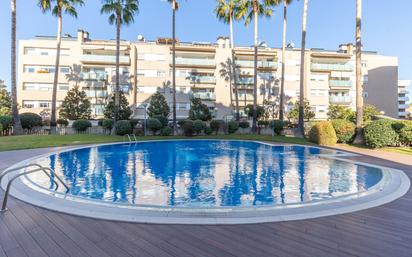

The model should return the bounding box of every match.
[0,134,310,152]
[384,147,412,155]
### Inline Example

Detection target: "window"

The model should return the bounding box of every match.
[23,83,69,91]
[361,62,368,68]
[39,102,50,108]
[138,53,166,61]
[23,101,35,108]
[23,65,70,74]
[24,47,69,56]
[362,75,369,83]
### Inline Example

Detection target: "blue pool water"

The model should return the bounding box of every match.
[29,140,383,208]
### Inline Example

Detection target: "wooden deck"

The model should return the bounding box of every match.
[1,147,412,257]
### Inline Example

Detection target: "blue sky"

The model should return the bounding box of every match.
[0,0,411,94]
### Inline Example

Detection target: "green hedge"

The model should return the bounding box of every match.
[210,120,221,135]
[72,120,92,132]
[57,119,69,127]
[102,119,114,130]
[271,120,285,136]
[147,118,162,135]
[160,126,173,136]
[0,116,13,131]
[115,120,132,136]
[19,113,42,130]
[228,121,239,134]
[331,119,356,143]
[392,120,412,146]
[364,119,398,148]
[309,121,337,146]
[239,121,250,129]
[152,115,168,128]
[193,120,206,135]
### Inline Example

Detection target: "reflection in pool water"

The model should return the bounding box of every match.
[29,140,383,208]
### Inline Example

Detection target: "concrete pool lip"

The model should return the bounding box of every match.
[1,140,410,225]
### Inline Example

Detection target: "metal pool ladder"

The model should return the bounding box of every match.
[125,134,137,142]
[0,164,70,212]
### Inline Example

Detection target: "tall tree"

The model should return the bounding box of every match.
[168,0,179,134]
[59,86,92,120]
[236,0,277,133]
[353,0,364,144]
[279,0,292,121]
[10,0,23,135]
[298,0,308,137]
[101,0,138,133]
[38,0,85,133]
[215,0,241,120]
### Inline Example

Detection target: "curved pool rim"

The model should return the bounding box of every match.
[1,140,410,225]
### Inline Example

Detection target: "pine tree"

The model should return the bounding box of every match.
[147,92,170,118]
[59,86,92,120]
[189,98,212,121]
[104,92,132,120]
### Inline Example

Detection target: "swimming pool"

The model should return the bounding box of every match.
[3,140,410,224]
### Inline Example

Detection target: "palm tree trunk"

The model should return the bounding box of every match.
[50,8,62,134]
[298,0,308,137]
[230,13,240,121]
[353,0,364,144]
[10,0,23,135]
[172,1,177,135]
[279,0,287,121]
[112,14,121,135]
[252,7,258,133]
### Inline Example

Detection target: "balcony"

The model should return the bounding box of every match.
[85,90,108,98]
[175,57,215,67]
[399,104,408,109]
[80,55,130,65]
[191,92,216,101]
[236,77,254,85]
[399,111,408,117]
[329,80,353,88]
[329,96,352,104]
[187,76,216,84]
[311,63,353,72]
[80,72,108,81]
[236,60,278,69]
[398,96,409,102]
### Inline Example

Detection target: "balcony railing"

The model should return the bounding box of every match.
[398,96,409,102]
[329,80,353,88]
[329,96,352,104]
[191,92,216,101]
[311,63,354,72]
[236,77,254,85]
[175,58,215,66]
[188,76,216,84]
[85,90,108,98]
[80,72,108,81]
[236,60,278,69]
[80,55,130,65]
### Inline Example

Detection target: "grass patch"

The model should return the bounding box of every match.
[0,134,310,152]
[383,147,412,155]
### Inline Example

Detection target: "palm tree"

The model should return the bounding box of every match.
[297,0,308,137]
[38,0,84,134]
[101,0,138,134]
[10,0,23,135]
[236,0,277,133]
[279,0,292,121]
[168,0,179,134]
[353,0,364,144]
[215,0,241,120]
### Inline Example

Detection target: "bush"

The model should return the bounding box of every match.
[147,118,162,135]
[210,120,221,134]
[19,113,42,130]
[130,119,139,128]
[97,119,103,126]
[160,126,173,136]
[0,123,3,134]
[258,120,270,128]
[57,119,69,127]
[331,119,356,143]
[271,120,285,136]
[72,119,92,132]
[182,120,194,136]
[309,121,337,146]
[114,120,132,136]
[0,116,13,131]
[204,126,213,135]
[239,121,250,129]
[392,120,412,146]
[193,120,206,135]
[227,121,239,134]
[153,115,168,128]
[102,119,114,130]
[364,119,399,148]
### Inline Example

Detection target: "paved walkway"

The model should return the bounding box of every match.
[0,145,412,257]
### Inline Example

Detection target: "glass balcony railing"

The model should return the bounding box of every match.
[311,63,353,72]
[329,80,353,88]
[80,72,108,81]
[175,58,215,66]
[191,92,216,101]
[85,91,108,98]
[329,96,352,104]
[236,77,254,85]
[80,55,130,65]
[236,60,278,69]
[187,76,216,84]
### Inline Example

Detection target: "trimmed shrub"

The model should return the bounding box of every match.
[102,119,114,130]
[239,121,250,129]
[210,120,221,135]
[309,121,338,146]
[364,119,399,148]
[115,120,132,136]
[271,120,285,136]
[177,120,186,128]
[331,119,356,143]
[258,120,270,128]
[72,119,92,132]
[57,119,69,127]
[130,119,139,128]
[0,116,13,131]
[42,119,51,126]
[392,120,412,146]
[160,126,173,136]
[204,126,213,135]
[153,115,168,128]
[19,113,42,130]
[147,118,162,135]
[227,121,239,134]
[0,123,3,134]
[193,120,206,135]
[182,120,194,136]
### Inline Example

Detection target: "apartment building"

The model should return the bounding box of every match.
[18,29,400,120]
[397,80,410,119]
[0,80,6,90]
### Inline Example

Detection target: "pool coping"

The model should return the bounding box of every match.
[1,140,410,225]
